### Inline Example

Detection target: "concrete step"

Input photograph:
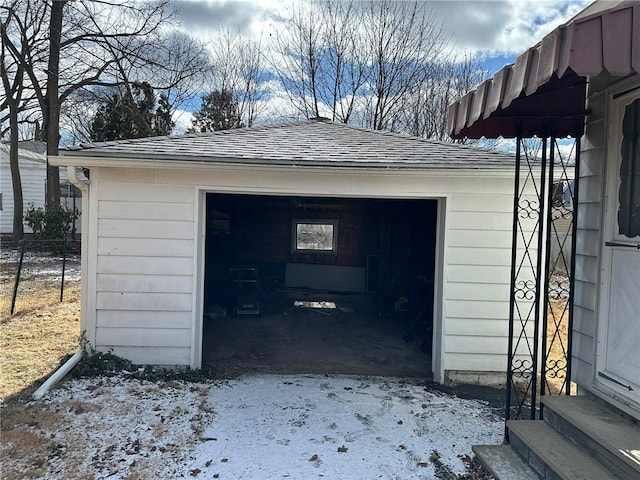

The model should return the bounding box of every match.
[473,444,540,480]
[508,420,620,479]
[542,395,640,480]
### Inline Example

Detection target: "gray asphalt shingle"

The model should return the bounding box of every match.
[61,118,515,168]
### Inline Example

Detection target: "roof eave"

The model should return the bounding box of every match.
[48,154,516,172]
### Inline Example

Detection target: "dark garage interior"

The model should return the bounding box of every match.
[202,193,438,378]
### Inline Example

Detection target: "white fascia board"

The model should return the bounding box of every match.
[48,155,518,178]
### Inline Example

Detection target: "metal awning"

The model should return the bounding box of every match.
[448,0,640,139]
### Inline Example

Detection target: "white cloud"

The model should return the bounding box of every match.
[176,1,591,58]
[429,0,592,56]
[172,109,195,134]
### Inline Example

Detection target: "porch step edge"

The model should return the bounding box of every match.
[542,395,640,479]
[472,445,540,480]
[507,420,621,480]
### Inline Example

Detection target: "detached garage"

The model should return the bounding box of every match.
[51,119,519,385]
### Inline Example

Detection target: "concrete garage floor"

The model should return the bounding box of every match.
[202,289,433,379]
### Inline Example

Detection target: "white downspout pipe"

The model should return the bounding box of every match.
[32,166,90,399]
[33,350,83,399]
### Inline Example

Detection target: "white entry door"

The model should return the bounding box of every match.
[597,87,640,407]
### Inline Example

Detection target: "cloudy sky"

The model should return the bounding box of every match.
[173,0,593,73]
[165,0,593,132]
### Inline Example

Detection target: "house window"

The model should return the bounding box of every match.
[292,219,337,253]
[618,98,640,237]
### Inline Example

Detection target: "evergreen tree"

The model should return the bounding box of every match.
[153,93,175,136]
[190,90,243,133]
[89,82,173,141]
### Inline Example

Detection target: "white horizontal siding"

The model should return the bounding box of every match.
[575,229,600,257]
[571,357,593,387]
[98,181,193,203]
[96,327,191,347]
[446,265,512,283]
[99,200,193,221]
[0,158,46,234]
[97,274,193,293]
[573,304,597,338]
[98,218,193,239]
[97,256,193,275]
[97,237,193,257]
[449,194,513,213]
[96,310,192,329]
[98,346,191,365]
[92,174,196,365]
[574,280,597,312]
[446,353,528,372]
[447,317,535,337]
[440,185,538,379]
[448,211,513,231]
[447,246,512,266]
[574,254,598,284]
[445,335,510,355]
[97,292,192,311]
[446,283,509,302]
[570,78,609,389]
[446,300,511,320]
[447,229,513,248]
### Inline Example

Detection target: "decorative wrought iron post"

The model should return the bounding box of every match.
[505,132,579,431]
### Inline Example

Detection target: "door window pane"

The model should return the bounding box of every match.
[618,98,640,237]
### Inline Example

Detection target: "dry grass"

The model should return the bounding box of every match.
[0,279,81,401]
[546,299,577,395]
[0,275,82,480]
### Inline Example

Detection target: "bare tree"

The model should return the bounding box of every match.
[317,0,368,123]
[400,54,489,141]
[270,2,324,119]
[61,31,209,142]
[2,0,175,207]
[208,28,267,128]
[1,0,49,238]
[362,0,449,131]
[271,0,459,132]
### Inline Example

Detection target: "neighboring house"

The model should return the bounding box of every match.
[448,1,639,478]
[0,141,82,236]
[50,119,529,385]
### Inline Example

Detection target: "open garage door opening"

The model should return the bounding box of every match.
[202,193,438,378]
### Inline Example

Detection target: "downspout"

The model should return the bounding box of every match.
[33,166,90,400]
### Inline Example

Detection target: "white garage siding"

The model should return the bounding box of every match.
[90,171,196,365]
[82,163,523,383]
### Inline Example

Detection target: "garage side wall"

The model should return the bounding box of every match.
[92,168,196,365]
[86,165,516,378]
[444,190,518,382]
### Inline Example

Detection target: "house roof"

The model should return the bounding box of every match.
[0,141,47,163]
[57,119,516,169]
[447,0,640,139]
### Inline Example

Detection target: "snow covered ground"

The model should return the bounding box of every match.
[2,374,503,479]
[0,248,81,282]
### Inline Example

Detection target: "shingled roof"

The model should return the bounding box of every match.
[60,118,515,169]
